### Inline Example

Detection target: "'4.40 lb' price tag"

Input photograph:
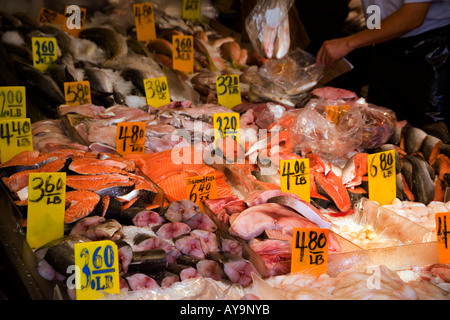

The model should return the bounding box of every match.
[144,77,171,108]
[0,86,26,119]
[27,172,66,249]
[291,227,329,276]
[173,35,194,74]
[74,240,120,300]
[32,37,57,72]
[368,150,396,205]
[186,173,217,209]
[280,158,310,203]
[436,212,450,263]
[64,81,92,106]
[216,74,241,109]
[0,118,33,163]
[116,122,146,155]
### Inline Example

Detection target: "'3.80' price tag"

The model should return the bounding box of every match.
[144,77,171,108]
[64,81,91,106]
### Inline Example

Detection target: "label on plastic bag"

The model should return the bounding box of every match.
[325,105,350,125]
[216,74,241,109]
[436,212,450,263]
[0,86,26,119]
[173,35,194,74]
[280,158,310,203]
[368,150,396,206]
[116,122,146,155]
[144,77,171,108]
[133,3,156,44]
[291,227,328,276]
[32,37,58,71]
[186,173,217,209]
[182,0,201,20]
[64,81,92,106]
[0,118,33,163]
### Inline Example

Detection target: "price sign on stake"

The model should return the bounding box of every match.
[186,173,217,209]
[64,81,92,106]
[144,77,171,108]
[280,159,310,203]
[216,74,241,109]
[182,0,201,20]
[173,35,194,74]
[0,118,33,163]
[213,113,240,148]
[368,150,396,205]
[116,122,146,155]
[74,240,120,300]
[37,7,66,26]
[27,172,66,250]
[133,3,156,44]
[291,227,328,276]
[0,87,26,119]
[32,37,58,72]
[436,212,450,263]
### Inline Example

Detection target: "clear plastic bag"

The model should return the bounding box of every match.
[245,0,295,59]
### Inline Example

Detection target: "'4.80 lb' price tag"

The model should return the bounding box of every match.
[74,240,120,300]
[186,173,217,210]
[144,77,171,108]
[173,35,194,74]
[116,122,146,155]
[32,37,57,72]
[368,150,396,205]
[27,172,66,249]
[216,74,241,109]
[436,212,450,263]
[64,81,92,106]
[133,2,156,44]
[280,158,310,203]
[291,227,329,276]
[0,118,33,163]
[0,86,26,119]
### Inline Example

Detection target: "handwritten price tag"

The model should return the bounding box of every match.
[116,122,146,155]
[133,2,156,44]
[173,35,194,74]
[26,172,66,249]
[291,227,328,276]
[182,0,201,20]
[0,87,26,119]
[186,173,217,209]
[216,74,241,109]
[37,7,66,26]
[213,112,240,148]
[368,150,396,205]
[74,240,120,300]
[0,118,33,163]
[32,37,57,72]
[436,212,450,263]
[144,77,171,108]
[64,81,91,106]
[62,5,86,37]
[280,159,310,203]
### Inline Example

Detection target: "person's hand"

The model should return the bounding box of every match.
[316,37,353,69]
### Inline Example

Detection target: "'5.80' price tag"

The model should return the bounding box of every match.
[182,0,201,21]
[0,118,33,163]
[116,122,146,155]
[436,212,450,263]
[27,172,66,249]
[280,158,310,203]
[173,35,194,74]
[291,227,328,276]
[368,150,396,205]
[74,240,120,300]
[216,74,241,109]
[0,86,26,119]
[32,37,57,72]
[186,173,217,209]
[133,2,156,44]
[64,81,91,106]
[144,77,171,108]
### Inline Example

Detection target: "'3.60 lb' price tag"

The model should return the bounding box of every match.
[280,158,310,203]
[173,35,194,74]
[368,150,396,205]
[291,227,329,276]
[32,37,57,72]
[74,240,120,300]
[116,122,146,155]
[64,81,91,106]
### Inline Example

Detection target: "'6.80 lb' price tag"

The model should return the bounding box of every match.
[74,240,120,300]
[32,37,57,72]
[27,172,66,249]
[436,212,450,263]
[186,173,217,209]
[173,35,194,74]
[216,74,241,109]
[133,2,156,44]
[64,81,91,106]
[0,118,33,163]
[0,86,26,119]
[368,150,396,205]
[116,122,146,156]
[144,77,171,108]
[291,227,329,276]
[280,158,310,203]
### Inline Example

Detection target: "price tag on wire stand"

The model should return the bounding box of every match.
[215,74,241,109]
[280,158,310,203]
[116,122,146,155]
[37,7,66,26]
[133,2,156,44]
[172,35,194,74]
[32,37,58,72]
[144,77,171,108]
[26,172,66,250]
[182,0,201,21]
[64,81,92,106]
[436,212,450,263]
[0,118,33,163]
[0,86,26,119]
[291,227,328,276]
[368,150,396,205]
[62,5,86,37]
[74,240,120,300]
[186,173,217,210]
[213,113,240,148]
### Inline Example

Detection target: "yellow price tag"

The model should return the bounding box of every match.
[291,227,328,276]
[368,150,396,205]
[213,112,240,147]
[0,87,26,119]
[37,7,66,26]
[280,159,310,203]
[116,122,146,156]
[32,37,58,72]
[182,0,201,20]
[216,74,242,109]
[173,35,194,74]
[0,118,33,163]
[62,5,86,37]
[74,240,120,300]
[26,172,66,250]
[144,77,171,108]
[186,173,217,209]
[436,212,450,263]
[133,3,156,44]
[64,81,92,106]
